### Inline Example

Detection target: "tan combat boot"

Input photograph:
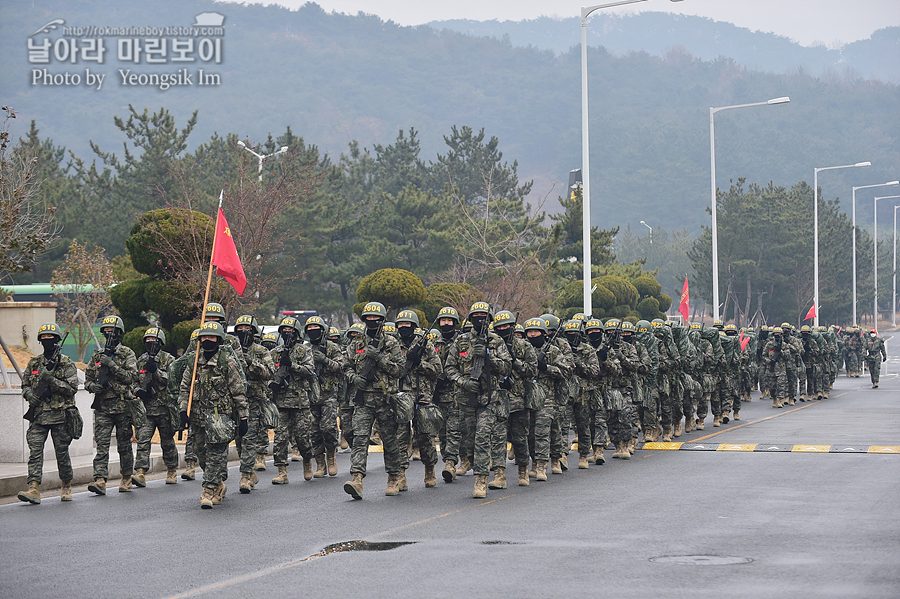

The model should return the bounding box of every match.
[685,417,695,433]
[272,465,289,485]
[772,398,779,408]
[182,459,197,480]
[696,418,705,431]
[385,473,401,496]
[166,467,178,484]
[534,460,548,481]
[733,411,741,420]
[313,454,327,478]
[612,441,627,459]
[577,454,590,469]
[508,447,515,461]
[550,458,563,475]
[88,478,106,495]
[254,454,267,471]
[593,445,605,465]
[456,457,471,476]
[18,481,41,504]
[620,441,633,460]
[441,460,456,483]
[60,480,72,502]
[200,487,214,509]
[661,426,674,442]
[517,464,530,486]
[488,467,507,489]
[398,468,409,492]
[326,447,338,476]
[410,447,420,461]
[132,468,147,488]
[627,438,637,455]
[424,464,437,488]
[673,421,683,438]
[528,460,537,478]
[118,475,132,493]
[303,458,313,481]
[250,471,259,488]
[291,448,302,462]
[344,472,363,499]
[473,474,487,498]
[239,472,253,494]
[559,455,568,471]
[712,415,722,427]
[212,483,226,505]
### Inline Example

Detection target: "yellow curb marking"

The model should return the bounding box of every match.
[642,442,682,451]
[791,445,831,453]
[868,446,900,454]
[716,444,757,452]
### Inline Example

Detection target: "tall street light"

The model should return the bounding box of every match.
[640,220,652,244]
[813,161,870,326]
[709,96,789,322]
[851,181,899,325]
[894,205,900,327]
[237,140,288,182]
[874,195,900,328]
[581,0,683,316]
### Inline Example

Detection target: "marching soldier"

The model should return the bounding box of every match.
[865,329,888,388]
[563,319,600,468]
[133,327,177,487]
[304,315,343,478]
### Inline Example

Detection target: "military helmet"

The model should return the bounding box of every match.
[524,317,547,333]
[304,315,327,332]
[564,319,583,334]
[712,319,724,329]
[436,306,460,323]
[261,331,279,345]
[469,301,492,318]
[818,326,827,332]
[37,322,63,341]
[361,302,387,319]
[347,322,365,337]
[190,329,201,340]
[235,314,260,335]
[541,314,560,332]
[572,312,586,321]
[605,318,621,331]
[99,315,126,335]
[514,323,525,336]
[760,325,769,332]
[584,318,603,332]
[800,325,811,333]
[651,318,665,328]
[328,326,341,340]
[396,309,420,327]
[772,326,783,335]
[198,320,225,340]
[636,320,652,332]
[278,316,302,335]
[493,310,516,328]
[143,326,167,346]
[383,321,397,335]
[689,322,701,330]
[427,328,440,341]
[664,320,675,327]
[620,321,636,333]
[724,324,737,335]
[203,302,226,321]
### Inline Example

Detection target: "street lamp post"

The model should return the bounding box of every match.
[709,96,789,322]
[894,205,900,327]
[237,140,288,182]
[813,162,871,326]
[640,220,652,244]
[852,181,899,325]
[874,195,900,328]
[581,0,683,316]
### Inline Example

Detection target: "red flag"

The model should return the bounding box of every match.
[678,276,690,322]
[740,332,750,352]
[211,207,247,296]
[803,302,816,321]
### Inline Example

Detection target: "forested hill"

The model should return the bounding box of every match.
[1,0,897,232]
[429,15,900,84]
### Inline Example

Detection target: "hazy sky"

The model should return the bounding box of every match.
[259,0,900,47]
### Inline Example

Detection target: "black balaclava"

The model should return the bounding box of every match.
[566,333,581,348]
[280,328,298,347]
[144,338,160,356]
[528,333,545,349]
[470,313,488,335]
[103,329,120,350]
[440,322,456,339]
[201,338,219,359]
[40,337,59,356]
[306,328,323,344]
[587,330,603,348]
[365,318,383,339]
[398,325,415,342]
[235,329,254,348]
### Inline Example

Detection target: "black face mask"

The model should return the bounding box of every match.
[41,338,59,356]
[587,332,603,346]
[365,318,383,338]
[496,326,512,341]
[621,334,633,344]
[528,335,545,349]
[201,339,218,352]
[144,339,160,355]
[440,323,456,338]
[307,329,323,344]
[398,326,415,341]
[470,315,488,335]
[566,334,581,348]
[235,330,253,348]
[261,341,276,350]
[281,330,297,347]
[103,330,120,349]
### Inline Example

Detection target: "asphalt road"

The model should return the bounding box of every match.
[3,368,898,599]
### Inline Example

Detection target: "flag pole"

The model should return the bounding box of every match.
[185,191,223,424]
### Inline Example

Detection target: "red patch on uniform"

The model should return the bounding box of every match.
[275,363,280,368]
[95,362,101,367]
[434,347,440,352]
[31,370,39,375]
[139,370,146,374]
[459,351,468,357]
[356,349,365,354]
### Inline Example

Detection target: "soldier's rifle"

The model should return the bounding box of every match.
[352,319,384,406]
[26,329,70,422]
[467,310,493,406]
[136,339,161,405]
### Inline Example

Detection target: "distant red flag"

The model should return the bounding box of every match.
[803,302,816,321]
[211,207,247,296]
[740,333,750,352]
[678,276,690,322]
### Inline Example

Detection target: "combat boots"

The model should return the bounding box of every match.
[456,457,472,476]
[799,393,807,402]
[488,467,507,489]
[303,458,313,481]
[254,454,267,471]
[212,483,226,505]
[734,411,741,420]
[534,460,548,481]
[313,454,327,478]
[627,438,637,455]
[508,447,515,461]
[60,480,72,502]
[593,445,605,465]
[385,473,401,496]
[550,458,563,475]
[441,460,456,483]
[272,465,289,484]
[398,469,409,492]
[344,472,363,499]
[88,478,106,495]
[578,454,590,469]
[696,418,705,430]
[685,417,695,433]
[17,481,40,504]
[200,487,214,509]
[661,426,674,442]
[424,464,437,488]
[473,474,487,499]
[182,459,197,480]
[673,421,683,438]
[326,447,338,476]
[291,448,302,462]
[132,468,147,488]
[118,475,132,493]
[712,415,722,427]
[239,471,253,494]
[250,471,258,488]
[559,455,568,471]
[612,441,627,459]
[517,464,530,486]
[166,467,178,484]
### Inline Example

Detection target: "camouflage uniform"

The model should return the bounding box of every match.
[695,328,716,427]
[865,332,887,387]
[653,322,679,436]
[308,337,343,459]
[22,352,79,485]
[626,334,651,441]
[134,348,177,473]
[607,338,641,445]
[397,333,442,470]
[671,324,696,432]
[634,323,659,440]
[433,329,464,468]
[167,346,198,467]
[86,343,139,482]
[237,341,275,475]
[503,334,538,467]
[270,342,317,467]
[799,328,820,400]
[568,337,600,460]
[526,333,569,464]
[762,333,789,406]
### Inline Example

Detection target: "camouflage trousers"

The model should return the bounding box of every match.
[572,400,592,457]
[27,421,72,484]
[844,351,859,374]
[93,410,134,480]
[135,412,178,472]
[661,376,684,429]
[696,392,710,422]
[436,401,458,464]
[591,390,609,447]
[607,390,635,444]
[786,368,798,400]
[441,400,474,466]
[309,397,340,456]
[274,407,313,466]
[183,426,197,462]
[398,411,438,469]
[473,403,508,475]
[560,402,573,444]
[350,397,401,477]
[868,358,883,384]
[237,401,264,474]
[508,409,531,466]
[530,403,563,462]
[192,425,229,490]
[768,368,788,400]
[339,398,355,449]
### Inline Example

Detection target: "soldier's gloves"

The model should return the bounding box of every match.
[407,345,422,367]
[23,388,36,406]
[135,389,149,402]
[597,347,609,362]
[313,348,326,365]
[460,379,480,394]
[145,359,158,374]
[350,374,368,390]
[612,338,621,349]
[499,377,513,390]
[39,368,54,383]
[99,354,115,369]
[537,356,548,371]
[46,354,60,371]
[472,340,488,358]
[238,418,249,437]
[180,411,190,429]
[86,382,104,394]
[281,351,292,367]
